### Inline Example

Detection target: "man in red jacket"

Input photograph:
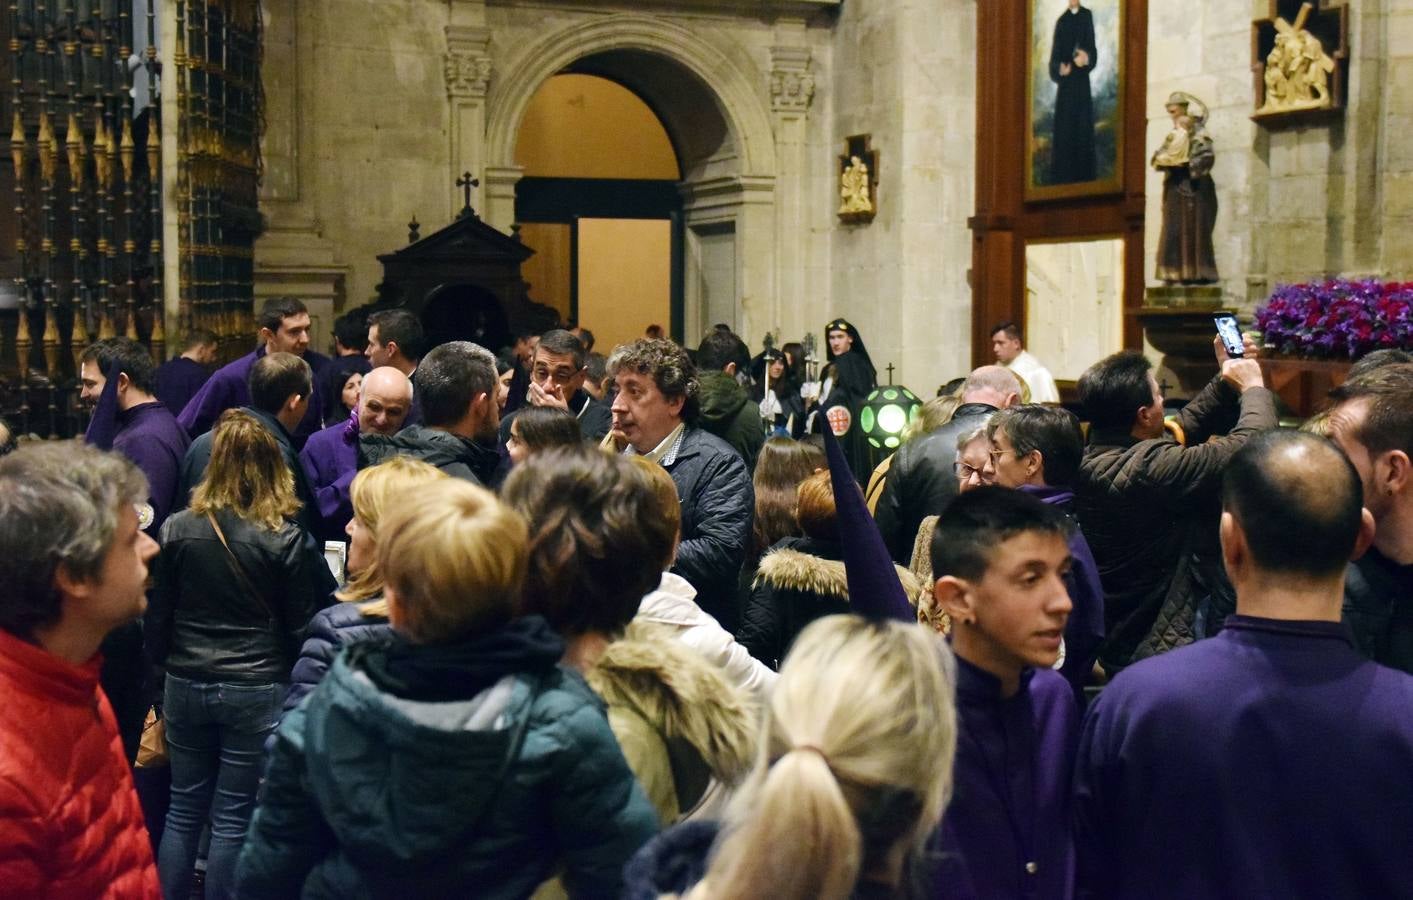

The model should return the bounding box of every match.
[0,441,161,899]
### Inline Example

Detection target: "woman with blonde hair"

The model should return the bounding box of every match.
[624,614,958,900]
[281,455,449,713]
[149,409,337,900]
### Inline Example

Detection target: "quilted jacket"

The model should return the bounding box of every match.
[1074,376,1276,669]
[664,427,754,635]
[0,628,159,899]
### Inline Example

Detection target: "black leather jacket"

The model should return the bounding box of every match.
[149,508,337,683]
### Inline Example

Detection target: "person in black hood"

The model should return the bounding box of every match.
[752,348,806,439]
[696,330,766,469]
[360,340,500,485]
[819,318,877,484]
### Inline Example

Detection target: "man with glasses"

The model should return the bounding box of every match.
[497,329,611,447]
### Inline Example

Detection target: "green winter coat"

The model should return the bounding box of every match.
[696,371,765,471]
[235,648,658,899]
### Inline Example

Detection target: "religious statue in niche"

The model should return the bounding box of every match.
[1259,3,1335,113]
[1152,92,1218,285]
[840,157,873,215]
[838,136,878,224]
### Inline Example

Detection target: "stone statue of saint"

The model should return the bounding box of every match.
[839,155,873,215]
[1153,92,1218,285]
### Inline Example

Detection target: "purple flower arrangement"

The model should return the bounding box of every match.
[1255,279,1413,359]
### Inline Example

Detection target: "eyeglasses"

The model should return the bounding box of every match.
[987,448,1017,462]
[953,462,989,479]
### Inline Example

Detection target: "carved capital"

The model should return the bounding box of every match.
[445,26,493,99]
[769,45,814,113]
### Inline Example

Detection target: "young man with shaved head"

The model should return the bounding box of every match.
[1074,431,1413,898]
[299,366,414,541]
[876,365,1023,562]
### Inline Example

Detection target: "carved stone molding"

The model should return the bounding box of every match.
[445,26,493,99]
[769,45,814,113]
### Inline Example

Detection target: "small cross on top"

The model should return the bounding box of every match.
[457,172,480,218]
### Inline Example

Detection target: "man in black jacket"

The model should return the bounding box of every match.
[607,339,754,633]
[361,341,500,485]
[178,352,319,534]
[875,366,1022,563]
[1074,342,1274,671]
[498,329,610,446]
[1327,363,1413,674]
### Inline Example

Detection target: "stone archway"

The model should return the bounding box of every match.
[482,14,779,347]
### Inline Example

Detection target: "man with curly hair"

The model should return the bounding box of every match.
[607,339,754,634]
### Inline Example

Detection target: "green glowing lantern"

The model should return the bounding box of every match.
[861,385,921,451]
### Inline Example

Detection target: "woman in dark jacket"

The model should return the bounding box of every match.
[282,456,448,715]
[741,470,922,670]
[149,409,337,900]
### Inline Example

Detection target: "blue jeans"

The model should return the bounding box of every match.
[158,675,285,900]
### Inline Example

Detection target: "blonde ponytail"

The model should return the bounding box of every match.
[701,615,957,900]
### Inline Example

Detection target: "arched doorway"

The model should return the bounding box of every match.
[514,73,681,354]
[483,16,778,351]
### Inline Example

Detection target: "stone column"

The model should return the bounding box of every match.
[444,26,493,222]
[769,44,815,345]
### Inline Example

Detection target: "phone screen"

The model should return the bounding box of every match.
[1214,315,1245,358]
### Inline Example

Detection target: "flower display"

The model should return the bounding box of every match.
[1255,279,1413,359]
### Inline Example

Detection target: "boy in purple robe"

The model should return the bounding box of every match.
[153,329,217,417]
[929,487,1078,899]
[1074,431,1413,898]
[299,366,413,542]
[178,297,329,450]
[80,337,190,535]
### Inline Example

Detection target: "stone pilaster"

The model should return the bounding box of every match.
[769,44,814,343]
[445,26,493,221]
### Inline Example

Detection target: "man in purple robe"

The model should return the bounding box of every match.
[986,405,1105,699]
[929,487,1078,899]
[153,329,217,418]
[299,366,413,542]
[177,297,330,450]
[80,337,190,535]
[1074,430,1413,898]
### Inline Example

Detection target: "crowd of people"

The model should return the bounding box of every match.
[2,297,1413,900]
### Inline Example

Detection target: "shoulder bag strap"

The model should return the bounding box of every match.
[206,511,284,630]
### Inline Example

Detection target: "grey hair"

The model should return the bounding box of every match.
[955,415,994,455]
[962,366,1022,400]
[0,441,148,637]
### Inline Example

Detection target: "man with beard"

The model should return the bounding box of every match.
[360,341,500,486]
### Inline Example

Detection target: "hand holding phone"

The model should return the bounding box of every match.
[1214,314,1245,359]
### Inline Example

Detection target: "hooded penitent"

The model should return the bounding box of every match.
[820,317,878,484]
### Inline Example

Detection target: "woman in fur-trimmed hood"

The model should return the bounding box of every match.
[740,470,925,670]
[585,621,758,825]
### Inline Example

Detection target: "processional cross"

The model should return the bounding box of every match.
[456,172,480,219]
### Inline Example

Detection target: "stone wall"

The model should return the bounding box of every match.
[1145,0,1413,317]
[830,0,978,394]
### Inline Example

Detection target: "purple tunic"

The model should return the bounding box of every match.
[1074,615,1413,899]
[154,356,212,418]
[113,401,191,534]
[936,658,1077,900]
[1020,485,1106,699]
[177,346,329,450]
[298,417,358,543]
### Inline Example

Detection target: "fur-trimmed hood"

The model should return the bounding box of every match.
[753,546,925,607]
[585,622,757,785]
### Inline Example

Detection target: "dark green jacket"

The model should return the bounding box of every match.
[236,651,658,898]
[696,371,765,471]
